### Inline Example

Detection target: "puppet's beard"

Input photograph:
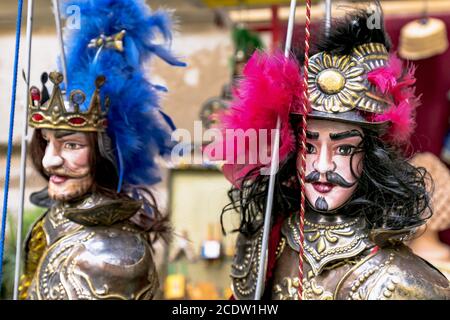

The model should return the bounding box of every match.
[315,196,329,211]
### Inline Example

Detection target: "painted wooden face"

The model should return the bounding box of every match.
[41,129,93,202]
[297,119,364,212]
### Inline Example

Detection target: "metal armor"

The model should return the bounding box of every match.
[19,192,159,300]
[231,212,450,300]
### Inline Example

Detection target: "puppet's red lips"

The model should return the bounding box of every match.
[312,182,334,193]
[50,175,68,184]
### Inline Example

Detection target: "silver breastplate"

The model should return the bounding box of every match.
[24,192,159,300]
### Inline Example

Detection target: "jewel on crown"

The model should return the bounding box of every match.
[28,71,109,132]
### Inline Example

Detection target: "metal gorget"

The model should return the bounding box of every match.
[281,210,373,276]
[59,192,142,227]
[232,211,450,300]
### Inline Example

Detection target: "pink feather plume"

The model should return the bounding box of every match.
[370,54,419,145]
[213,51,304,185]
[368,55,402,93]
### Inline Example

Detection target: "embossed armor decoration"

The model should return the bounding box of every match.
[217,8,450,300]
[21,193,159,300]
[19,0,185,300]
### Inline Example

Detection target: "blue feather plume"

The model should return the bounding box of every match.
[61,0,185,187]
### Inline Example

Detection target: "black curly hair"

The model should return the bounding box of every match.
[222,122,432,236]
[294,2,391,63]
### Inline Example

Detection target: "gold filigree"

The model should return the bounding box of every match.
[49,206,72,229]
[32,227,157,300]
[285,214,371,275]
[273,276,333,300]
[346,253,396,300]
[275,237,286,259]
[231,230,263,298]
[19,218,48,299]
[36,231,95,300]
[304,218,358,254]
[23,192,159,300]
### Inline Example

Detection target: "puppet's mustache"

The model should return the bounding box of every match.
[305,170,356,188]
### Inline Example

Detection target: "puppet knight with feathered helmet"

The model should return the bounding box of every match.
[218,8,450,300]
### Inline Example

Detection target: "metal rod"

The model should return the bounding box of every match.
[52,0,68,89]
[325,0,332,37]
[284,0,297,57]
[254,0,297,301]
[0,0,24,297]
[13,0,35,300]
[271,5,280,50]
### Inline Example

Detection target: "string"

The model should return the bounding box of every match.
[297,0,312,301]
[0,0,25,293]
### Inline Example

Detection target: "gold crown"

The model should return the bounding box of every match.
[29,72,109,132]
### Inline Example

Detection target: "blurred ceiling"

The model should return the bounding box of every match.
[0,0,217,33]
[0,0,449,33]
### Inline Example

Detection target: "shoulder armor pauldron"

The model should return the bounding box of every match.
[230,227,263,300]
[336,244,450,300]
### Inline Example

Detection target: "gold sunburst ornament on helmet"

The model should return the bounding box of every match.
[308,43,390,114]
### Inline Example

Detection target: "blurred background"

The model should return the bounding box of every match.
[1,0,450,300]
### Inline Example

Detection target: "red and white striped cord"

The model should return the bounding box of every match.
[298,0,312,301]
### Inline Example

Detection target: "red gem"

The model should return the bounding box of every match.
[30,87,41,103]
[69,117,86,125]
[32,114,44,122]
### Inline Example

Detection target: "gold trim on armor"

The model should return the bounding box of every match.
[282,212,372,275]
[21,192,158,300]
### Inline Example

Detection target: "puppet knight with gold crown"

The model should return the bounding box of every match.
[18,0,184,300]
